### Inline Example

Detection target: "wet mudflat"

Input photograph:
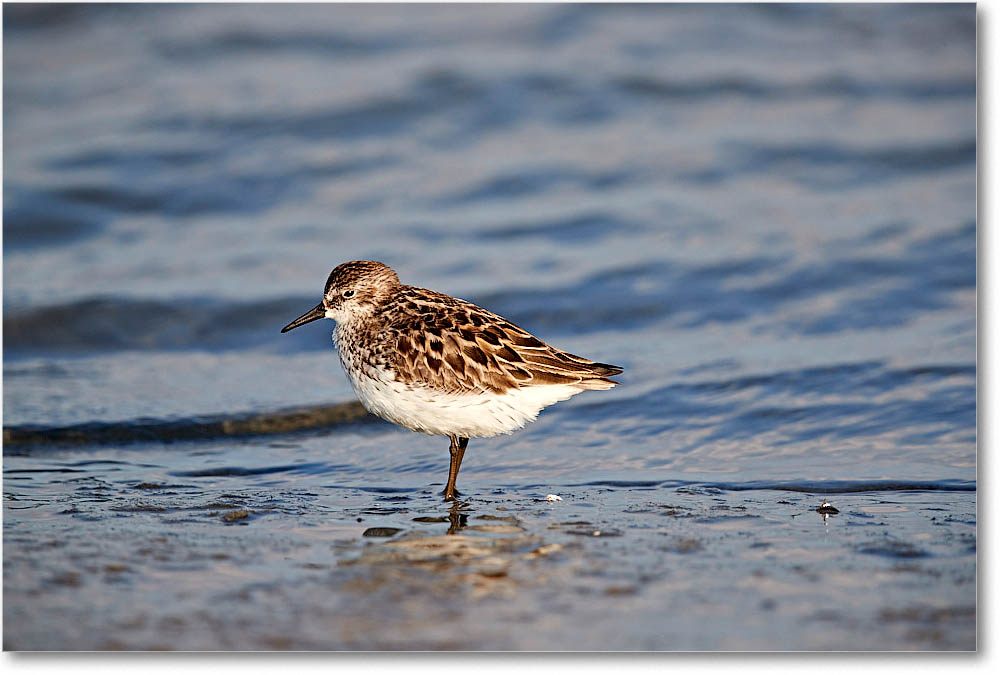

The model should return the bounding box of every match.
[3,445,975,651]
[3,3,976,651]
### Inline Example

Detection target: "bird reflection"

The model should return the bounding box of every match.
[447,500,470,534]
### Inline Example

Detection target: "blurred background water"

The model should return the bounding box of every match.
[2,3,976,651]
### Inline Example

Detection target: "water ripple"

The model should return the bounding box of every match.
[3,402,376,449]
[573,478,975,493]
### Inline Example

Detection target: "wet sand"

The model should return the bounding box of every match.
[3,448,975,651]
[3,2,976,653]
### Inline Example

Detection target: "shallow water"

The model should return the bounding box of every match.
[2,450,977,650]
[3,3,976,650]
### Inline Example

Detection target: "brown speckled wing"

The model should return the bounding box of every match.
[381,287,623,395]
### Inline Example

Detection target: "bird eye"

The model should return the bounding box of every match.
[342,289,355,298]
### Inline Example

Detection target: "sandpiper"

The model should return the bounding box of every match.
[281,261,622,500]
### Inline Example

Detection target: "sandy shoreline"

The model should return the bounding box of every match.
[3,453,976,651]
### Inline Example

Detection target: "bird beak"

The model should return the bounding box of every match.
[281,303,326,333]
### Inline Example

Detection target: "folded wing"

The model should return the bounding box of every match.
[384,288,623,395]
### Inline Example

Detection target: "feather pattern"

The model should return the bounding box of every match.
[287,260,622,439]
[372,285,622,396]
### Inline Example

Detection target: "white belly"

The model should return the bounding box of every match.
[344,363,584,438]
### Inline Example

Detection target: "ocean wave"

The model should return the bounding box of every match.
[3,401,376,450]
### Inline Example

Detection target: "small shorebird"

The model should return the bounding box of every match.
[281,261,622,500]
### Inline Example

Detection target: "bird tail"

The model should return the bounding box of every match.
[577,362,623,390]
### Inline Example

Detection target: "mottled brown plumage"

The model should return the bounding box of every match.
[281,260,623,500]
[378,284,621,395]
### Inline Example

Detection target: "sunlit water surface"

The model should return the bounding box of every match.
[3,4,975,650]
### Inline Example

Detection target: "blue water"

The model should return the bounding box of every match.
[2,3,976,650]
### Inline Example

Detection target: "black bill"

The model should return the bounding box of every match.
[281,303,326,333]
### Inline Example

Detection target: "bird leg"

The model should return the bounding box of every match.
[443,435,469,501]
